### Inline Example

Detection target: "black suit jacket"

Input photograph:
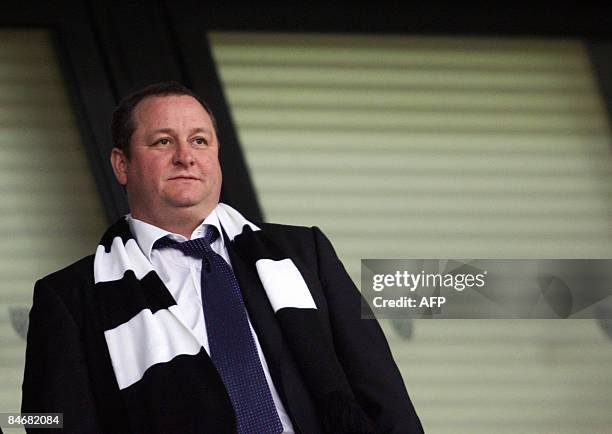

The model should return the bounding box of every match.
[22,222,423,433]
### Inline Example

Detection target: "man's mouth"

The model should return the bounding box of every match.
[169,175,200,181]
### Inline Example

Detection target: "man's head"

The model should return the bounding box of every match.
[111,81,217,159]
[110,82,222,231]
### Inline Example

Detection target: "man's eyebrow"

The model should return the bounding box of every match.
[188,127,213,135]
[148,127,212,135]
[148,128,176,136]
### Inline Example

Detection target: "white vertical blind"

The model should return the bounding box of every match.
[0,29,107,425]
[210,32,612,434]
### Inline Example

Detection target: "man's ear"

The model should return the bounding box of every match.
[111,148,129,186]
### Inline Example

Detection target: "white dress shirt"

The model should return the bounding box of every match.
[127,207,294,433]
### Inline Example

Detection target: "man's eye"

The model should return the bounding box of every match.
[194,137,208,145]
[157,138,170,145]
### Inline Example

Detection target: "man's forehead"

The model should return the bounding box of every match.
[133,94,212,125]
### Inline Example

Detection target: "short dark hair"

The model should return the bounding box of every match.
[111,81,217,158]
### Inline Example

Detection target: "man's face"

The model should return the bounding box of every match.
[111,94,222,224]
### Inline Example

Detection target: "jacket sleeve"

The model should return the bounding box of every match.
[312,226,424,434]
[21,278,103,433]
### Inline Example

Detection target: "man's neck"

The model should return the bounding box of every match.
[131,204,217,240]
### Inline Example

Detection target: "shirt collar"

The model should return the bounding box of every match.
[127,205,224,261]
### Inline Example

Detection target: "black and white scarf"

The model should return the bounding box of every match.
[93,203,373,433]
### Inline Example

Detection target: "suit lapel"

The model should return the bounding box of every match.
[223,226,325,434]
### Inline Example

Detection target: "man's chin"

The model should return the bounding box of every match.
[165,195,216,211]
[168,200,204,209]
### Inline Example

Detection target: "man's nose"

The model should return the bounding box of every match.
[172,141,195,166]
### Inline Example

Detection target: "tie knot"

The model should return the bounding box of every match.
[202,224,220,244]
[152,225,219,258]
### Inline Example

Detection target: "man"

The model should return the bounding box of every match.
[22,82,423,433]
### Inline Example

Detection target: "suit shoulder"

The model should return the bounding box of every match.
[258,221,315,238]
[255,222,339,269]
[38,254,95,291]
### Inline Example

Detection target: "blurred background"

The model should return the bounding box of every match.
[2,2,612,433]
